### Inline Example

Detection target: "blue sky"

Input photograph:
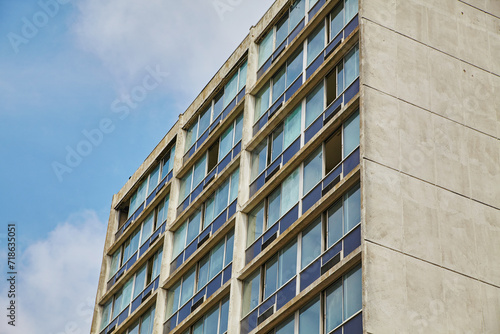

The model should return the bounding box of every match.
[0,0,273,332]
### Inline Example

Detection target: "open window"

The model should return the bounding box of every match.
[325,129,342,175]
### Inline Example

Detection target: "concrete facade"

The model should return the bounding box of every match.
[90,0,500,333]
[360,0,500,332]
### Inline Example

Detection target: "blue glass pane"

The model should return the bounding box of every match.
[343,147,360,176]
[178,302,191,325]
[130,295,142,314]
[233,141,241,156]
[139,241,149,257]
[279,204,299,233]
[273,40,287,61]
[305,116,323,144]
[283,137,300,165]
[237,87,246,102]
[300,258,320,291]
[258,57,273,79]
[210,114,222,132]
[305,83,324,128]
[289,18,305,43]
[306,52,324,79]
[323,164,342,191]
[185,240,198,260]
[220,299,230,334]
[228,200,237,218]
[218,152,232,172]
[285,75,302,104]
[206,273,222,297]
[302,184,321,214]
[343,312,363,334]
[223,264,232,285]
[269,94,285,118]
[344,14,359,38]
[118,307,128,325]
[308,0,324,19]
[251,238,263,263]
[259,295,276,316]
[322,242,342,264]
[263,223,279,244]
[344,78,360,105]
[276,277,296,310]
[198,129,209,148]
[212,210,227,232]
[240,310,258,334]
[343,225,361,256]
[254,113,269,136]
[222,98,237,119]
[326,31,342,58]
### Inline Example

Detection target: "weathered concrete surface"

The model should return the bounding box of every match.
[361,0,500,332]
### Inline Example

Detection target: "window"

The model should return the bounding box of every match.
[307,24,325,65]
[247,111,360,249]
[243,241,297,317]
[224,61,247,108]
[330,0,359,40]
[110,195,169,279]
[255,50,304,122]
[251,105,301,181]
[327,183,360,247]
[246,168,300,246]
[264,265,362,334]
[198,231,234,290]
[175,168,239,257]
[242,270,261,316]
[301,218,322,269]
[128,148,174,218]
[185,61,247,153]
[325,45,359,100]
[303,147,323,194]
[101,250,162,329]
[167,233,234,318]
[326,264,362,331]
[129,181,147,217]
[188,297,230,334]
[264,242,297,299]
[258,0,306,67]
[173,209,201,258]
[161,145,176,180]
[124,307,155,334]
[203,169,239,228]
[181,114,243,201]
[305,82,324,128]
[255,85,271,120]
[299,297,320,334]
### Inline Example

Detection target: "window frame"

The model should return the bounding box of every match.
[184,61,247,154]
[166,232,234,319]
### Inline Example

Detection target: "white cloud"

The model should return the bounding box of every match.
[72,0,275,100]
[0,210,106,334]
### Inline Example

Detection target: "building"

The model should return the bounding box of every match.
[90,0,500,333]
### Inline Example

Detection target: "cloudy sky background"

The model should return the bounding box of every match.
[0,0,273,332]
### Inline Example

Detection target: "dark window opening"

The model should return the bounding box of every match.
[325,129,342,174]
